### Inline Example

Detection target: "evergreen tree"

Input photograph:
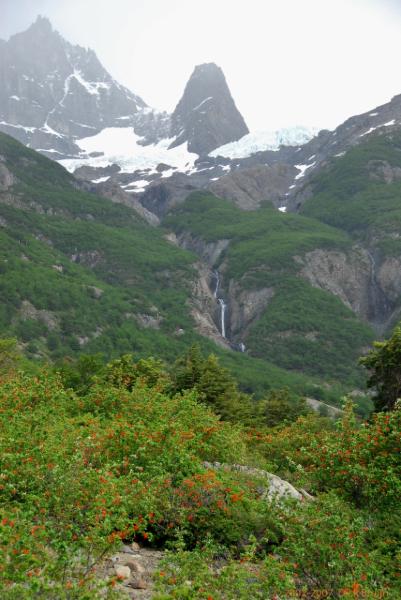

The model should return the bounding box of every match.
[360,326,401,411]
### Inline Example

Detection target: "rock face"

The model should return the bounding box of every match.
[228,283,275,338]
[169,63,249,155]
[297,247,400,332]
[0,16,160,157]
[210,164,298,210]
[0,160,14,190]
[297,248,373,320]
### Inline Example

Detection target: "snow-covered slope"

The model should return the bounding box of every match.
[210,126,318,159]
[59,127,198,175]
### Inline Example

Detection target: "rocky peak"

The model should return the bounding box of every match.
[28,15,53,34]
[169,62,249,155]
[0,17,147,157]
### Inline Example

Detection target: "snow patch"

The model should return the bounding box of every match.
[294,162,316,180]
[73,70,111,96]
[42,123,63,138]
[92,176,110,184]
[123,179,150,193]
[36,149,64,155]
[360,120,396,138]
[0,121,36,133]
[58,127,198,174]
[192,97,213,111]
[210,126,318,159]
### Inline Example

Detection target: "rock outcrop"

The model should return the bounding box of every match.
[169,63,249,155]
[228,283,275,338]
[210,164,298,210]
[203,462,312,502]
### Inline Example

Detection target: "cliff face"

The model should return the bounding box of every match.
[169,63,249,155]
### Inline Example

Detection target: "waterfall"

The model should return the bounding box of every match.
[213,270,220,298]
[218,298,226,338]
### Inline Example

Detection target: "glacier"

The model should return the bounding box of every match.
[209,126,319,159]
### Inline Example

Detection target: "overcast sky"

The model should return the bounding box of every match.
[2,0,401,131]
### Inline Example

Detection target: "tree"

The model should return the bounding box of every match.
[258,389,309,427]
[360,326,401,411]
[0,337,20,374]
[171,345,255,424]
[57,353,105,394]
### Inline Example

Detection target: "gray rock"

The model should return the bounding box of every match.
[114,564,131,580]
[203,462,308,502]
[169,63,249,155]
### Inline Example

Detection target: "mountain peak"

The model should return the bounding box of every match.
[29,15,54,35]
[169,63,249,155]
[193,62,223,74]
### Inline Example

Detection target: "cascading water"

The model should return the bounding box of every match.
[218,298,226,338]
[213,270,220,298]
[212,270,244,349]
[213,271,226,338]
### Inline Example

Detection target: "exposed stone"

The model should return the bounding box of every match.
[169,63,249,155]
[228,282,274,338]
[377,256,401,302]
[88,285,103,299]
[0,17,148,157]
[176,232,230,266]
[18,300,59,331]
[114,565,131,580]
[70,250,103,268]
[0,162,14,190]
[203,462,307,502]
[297,246,396,331]
[189,262,231,349]
[210,164,298,210]
[124,559,146,575]
[368,160,401,184]
[135,313,163,329]
[128,578,147,589]
[298,247,372,319]
[94,180,160,226]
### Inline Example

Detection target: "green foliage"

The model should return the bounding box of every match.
[0,337,20,374]
[0,356,400,598]
[258,388,310,427]
[301,131,401,239]
[246,277,374,384]
[278,493,395,598]
[154,540,297,599]
[0,132,352,403]
[165,192,374,389]
[165,191,349,284]
[171,345,257,424]
[302,400,401,510]
[360,326,401,411]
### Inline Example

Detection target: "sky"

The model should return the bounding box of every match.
[2,0,401,131]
